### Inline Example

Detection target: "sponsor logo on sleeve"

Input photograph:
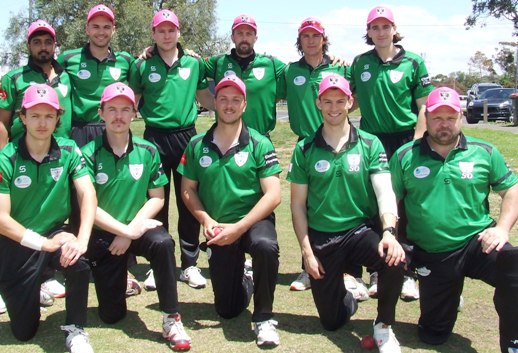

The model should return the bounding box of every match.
[264,151,278,166]
[180,154,187,166]
[420,74,431,87]
[378,152,387,163]
[0,87,7,100]
[0,171,2,182]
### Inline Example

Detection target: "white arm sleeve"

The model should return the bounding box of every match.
[370,172,398,218]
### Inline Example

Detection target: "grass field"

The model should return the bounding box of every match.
[0,117,515,353]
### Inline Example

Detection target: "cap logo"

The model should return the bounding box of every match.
[97,5,107,11]
[163,12,171,19]
[240,15,251,23]
[439,91,450,100]
[301,19,324,32]
[376,7,386,15]
[329,76,339,86]
[36,88,48,97]
[116,85,126,94]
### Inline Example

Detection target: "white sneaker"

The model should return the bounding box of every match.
[344,276,370,302]
[42,278,66,298]
[373,321,401,353]
[244,259,253,280]
[162,313,191,351]
[400,276,419,301]
[125,277,142,297]
[253,319,280,347]
[290,271,311,291]
[368,272,378,298]
[457,295,464,312]
[179,266,207,289]
[0,294,6,314]
[144,270,156,291]
[61,324,94,353]
[40,288,55,307]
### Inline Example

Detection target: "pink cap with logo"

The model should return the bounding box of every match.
[101,83,136,108]
[426,87,461,113]
[232,14,257,32]
[22,84,60,110]
[215,75,246,98]
[318,75,352,99]
[27,20,56,42]
[152,9,180,29]
[87,4,115,23]
[367,5,395,25]
[298,17,325,34]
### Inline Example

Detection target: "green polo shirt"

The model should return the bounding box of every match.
[390,133,518,253]
[288,124,388,232]
[58,45,133,124]
[82,132,167,225]
[128,44,208,129]
[0,136,88,234]
[204,49,285,135]
[348,45,434,134]
[178,123,282,223]
[277,55,347,138]
[0,58,72,140]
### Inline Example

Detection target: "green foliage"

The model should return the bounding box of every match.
[466,0,518,36]
[0,0,229,67]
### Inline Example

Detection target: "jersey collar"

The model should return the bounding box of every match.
[372,44,406,65]
[420,131,468,159]
[27,57,65,76]
[101,130,135,158]
[152,43,185,68]
[18,134,61,163]
[314,122,358,152]
[230,48,256,70]
[84,44,116,62]
[299,54,331,69]
[203,122,251,157]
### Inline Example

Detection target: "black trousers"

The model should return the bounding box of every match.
[70,122,106,148]
[0,229,90,341]
[86,226,179,324]
[207,216,279,322]
[144,125,201,270]
[308,224,404,331]
[412,235,518,353]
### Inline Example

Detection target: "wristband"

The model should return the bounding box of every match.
[382,226,397,236]
[20,229,46,251]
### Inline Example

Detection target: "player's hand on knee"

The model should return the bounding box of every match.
[379,234,405,267]
[304,254,325,280]
[60,238,87,267]
[127,219,162,239]
[108,236,131,256]
[478,226,509,253]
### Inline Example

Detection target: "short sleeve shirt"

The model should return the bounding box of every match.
[0,136,88,234]
[348,45,433,134]
[288,124,389,232]
[178,123,282,223]
[82,132,167,225]
[390,133,518,252]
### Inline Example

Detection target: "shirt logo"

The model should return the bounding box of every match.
[14,175,31,188]
[77,69,91,80]
[459,161,474,179]
[50,167,63,181]
[234,152,249,167]
[95,172,109,184]
[416,267,431,277]
[57,83,68,97]
[179,67,191,80]
[389,70,403,84]
[129,164,144,180]
[293,76,306,86]
[360,71,371,82]
[109,67,122,80]
[413,166,430,179]
[199,156,212,168]
[421,74,432,87]
[252,67,265,80]
[148,73,161,83]
[347,154,361,172]
[224,70,237,77]
[314,160,330,173]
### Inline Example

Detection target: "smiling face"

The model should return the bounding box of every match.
[86,15,115,49]
[215,86,246,126]
[316,88,353,127]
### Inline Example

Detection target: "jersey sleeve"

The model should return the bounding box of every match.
[69,142,89,180]
[128,60,144,94]
[489,146,518,192]
[389,151,405,201]
[368,136,390,174]
[0,152,13,194]
[80,142,96,182]
[196,58,209,90]
[0,74,16,111]
[412,57,434,100]
[203,55,217,79]
[148,146,168,189]
[254,136,282,178]
[286,143,308,184]
[276,66,287,100]
[177,139,198,181]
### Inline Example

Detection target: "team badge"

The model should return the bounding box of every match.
[234,152,249,167]
[252,68,265,80]
[293,76,306,86]
[179,67,191,80]
[459,161,474,179]
[50,167,63,181]
[389,70,403,83]
[14,175,31,189]
[109,67,122,80]
[95,172,109,184]
[224,70,237,77]
[314,160,330,173]
[77,69,91,80]
[439,90,451,101]
[360,71,371,82]
[129,164,144,180]
[199,156,212,168]
[57,83,68,97]
[413,166,430,179]
[347,154,361,172]
[148,73,161,83]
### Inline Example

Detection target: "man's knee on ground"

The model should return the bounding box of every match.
[99,307,126,324]
[11,322,38,342]
[249,237,279,260]
[418,325,451,345]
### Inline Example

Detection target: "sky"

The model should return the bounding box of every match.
[1,0,516,77]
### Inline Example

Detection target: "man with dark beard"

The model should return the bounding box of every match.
[0,20,73,148]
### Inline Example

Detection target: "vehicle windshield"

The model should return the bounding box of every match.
[479,88,516,99]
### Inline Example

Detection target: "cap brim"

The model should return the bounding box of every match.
[299,25,324,34]
[426,103,460,113]
[24,101,61,110]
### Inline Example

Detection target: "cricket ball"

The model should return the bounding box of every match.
[360,335,375,350]
[213,226,222,236]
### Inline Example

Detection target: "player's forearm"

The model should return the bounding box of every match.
[413,101,427,139]
[95,207,131,238]
[291,203,314,258]
[0,213,28,243]
[76,184,97,244]
[181,186,213,226]
[497,184,518,232]
[130,197,164,224]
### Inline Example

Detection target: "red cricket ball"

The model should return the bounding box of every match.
[360,335,376,350]
[213,226,222,236]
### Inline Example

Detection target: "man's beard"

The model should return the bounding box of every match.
[236,42,253,57]
[32,51,53,64]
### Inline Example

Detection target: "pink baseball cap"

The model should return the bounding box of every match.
[367,5,395,25]
[87,4,115,23]
[22,84,60,110]
[232,14,257,32]
[27,20,56,42]
[215,75,246,98]
[318,75,352,99]
[298,17,325,34]
[426,87,461,113]
[100,83,136,108]
[152,9,180,29]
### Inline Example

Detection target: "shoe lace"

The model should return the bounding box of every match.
[255,319,278,334]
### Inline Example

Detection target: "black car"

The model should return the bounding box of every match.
[466,82,502,106]
[465,88,518,124]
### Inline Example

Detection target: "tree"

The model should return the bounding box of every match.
[468,50,497,78]
[465,0,518,36]
[493,43,516,86]
[0,0,229,68]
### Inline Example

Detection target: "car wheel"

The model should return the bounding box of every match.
[466,116,479,124]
